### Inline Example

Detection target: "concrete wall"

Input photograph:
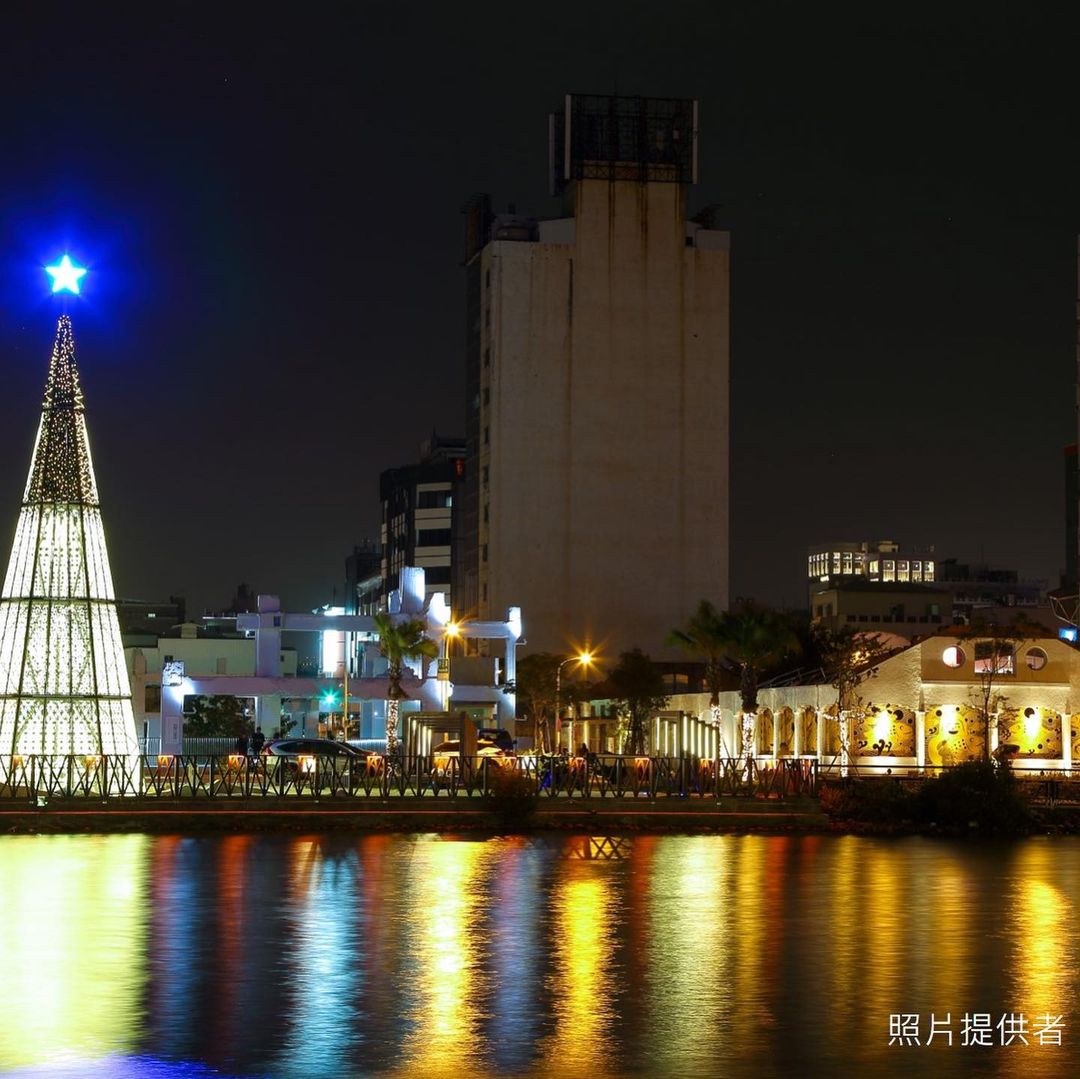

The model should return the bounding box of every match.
[483,177,729,658]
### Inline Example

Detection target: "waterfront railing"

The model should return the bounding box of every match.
[0,754,819,802]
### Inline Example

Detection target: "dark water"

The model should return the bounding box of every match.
[0,832,1076,1079]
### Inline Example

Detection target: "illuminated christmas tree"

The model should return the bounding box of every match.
[0,314,139,757]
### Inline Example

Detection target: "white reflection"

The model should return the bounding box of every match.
[0,835,149,1069]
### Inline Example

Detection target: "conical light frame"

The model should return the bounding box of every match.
[0,315,139,758]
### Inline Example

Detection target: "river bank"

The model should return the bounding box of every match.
[0,796,831,835]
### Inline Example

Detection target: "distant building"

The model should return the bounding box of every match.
[125,618,299,749]
[457,93,730,656]
[345,541,381,616]
[810,579,949,636]
[380,433,464,611]
[117,595,187,645]
[938,558,1051,628]
[807,540,936,604]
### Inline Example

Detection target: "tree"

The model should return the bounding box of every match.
[372,612,439,757]
[811,623,891,773]
[183,695,249,738]
[667,599,729,735]
[609,648,669,755]
[956,618,1033,763]
[513,652,561,752]
[716,600,800,761]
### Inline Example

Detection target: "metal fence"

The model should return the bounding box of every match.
[0,754,819,802]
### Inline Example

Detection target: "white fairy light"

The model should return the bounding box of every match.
[0,316,139,760]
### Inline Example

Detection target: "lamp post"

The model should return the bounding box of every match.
[555,652,592,752]
[343,634,349,743]
[441,621,460,711]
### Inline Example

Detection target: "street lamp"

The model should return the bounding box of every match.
[441,621,460,710]
[555,651,592,752]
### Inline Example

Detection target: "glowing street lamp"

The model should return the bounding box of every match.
[45,255,87,295]
[555,651,593,752]
[441,621,460,710]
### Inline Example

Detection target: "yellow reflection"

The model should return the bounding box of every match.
[644,837,730,1068]
[543,871,616,1076]
[733,837,767,1007]
[1010,845,1072,1015]
[0,835,149,1069]
[397,839,495,1078]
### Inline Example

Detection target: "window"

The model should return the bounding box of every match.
[483,503,489,523]
[425,565,451,585]
[482,466,489,486]
[974,641,1014,675]
[484,347,491,368]
[1025,647,1049,672]
[417,490,451,509]
[484,426,490,445]
[145,685,161,712]
[941,643,967,669]
[417,528,452,547]
[483,387,490,405]
[482,544,488,562]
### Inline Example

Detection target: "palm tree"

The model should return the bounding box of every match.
[667,599,729,745]
[718,600,799,761]
[372,612,439,757]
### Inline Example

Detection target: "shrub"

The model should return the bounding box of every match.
[819,779,915,822]
[485,765,538,832]
[912,761,1034,834]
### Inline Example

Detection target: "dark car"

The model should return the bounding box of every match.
[262,738,375,783]
[476,728,515,752]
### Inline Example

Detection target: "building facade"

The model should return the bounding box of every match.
[668,633,1080,770]
[380,434,464,612]
[458,93,730,657]
[807,539,937,599]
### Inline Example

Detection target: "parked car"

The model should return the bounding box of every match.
[262,738,375,783]
[476,728,515,752]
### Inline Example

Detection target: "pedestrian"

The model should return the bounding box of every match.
[236,731,249,756]
[251,728,266,754]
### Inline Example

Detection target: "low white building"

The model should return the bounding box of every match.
[668,633,1080,771]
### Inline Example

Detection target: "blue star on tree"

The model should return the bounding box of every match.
[45,255,87,294]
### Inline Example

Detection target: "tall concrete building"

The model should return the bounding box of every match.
[457,93,730,657]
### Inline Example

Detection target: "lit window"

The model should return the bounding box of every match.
[974,641,1014,675]
[942,645,965,668]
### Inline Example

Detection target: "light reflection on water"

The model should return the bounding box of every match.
[0,833,1078,1078]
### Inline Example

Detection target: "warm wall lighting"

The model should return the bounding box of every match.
[873,711,891,744]
[1024,708,1041,740]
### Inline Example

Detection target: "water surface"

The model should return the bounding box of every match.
[0,832,1076,1078]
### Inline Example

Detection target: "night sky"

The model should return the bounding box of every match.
[0,4,1077,620]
